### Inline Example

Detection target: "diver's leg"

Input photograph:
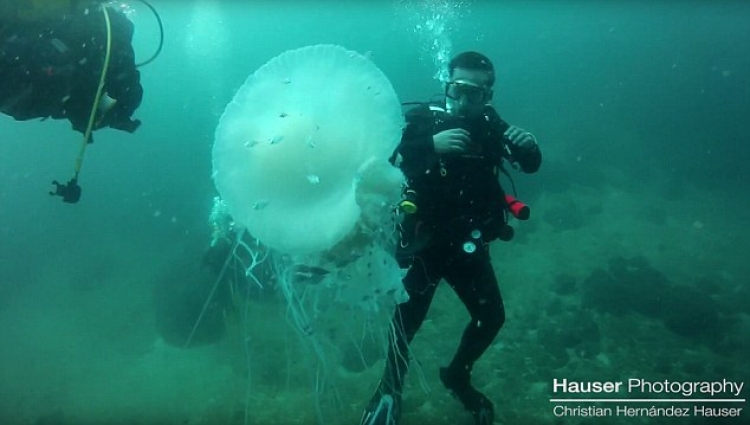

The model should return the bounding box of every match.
[441,249,504,425]
[361,254,441,425]
[445,251,505,370]
[383,254,441,393]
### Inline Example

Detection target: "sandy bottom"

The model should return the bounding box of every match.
[1,178,748,425]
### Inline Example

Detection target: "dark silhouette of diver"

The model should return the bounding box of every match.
[360,51,542,425]
[1,0,163,203]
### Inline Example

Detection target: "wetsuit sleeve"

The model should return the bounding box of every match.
[508,140,542,174]
[489,107,542,174]
[392,107,439,177]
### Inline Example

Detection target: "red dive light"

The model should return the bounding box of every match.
[505,194,530,220]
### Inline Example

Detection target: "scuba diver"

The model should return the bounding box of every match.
[360,51,542,425]
[1,0,162,203]
[1,0,143,135]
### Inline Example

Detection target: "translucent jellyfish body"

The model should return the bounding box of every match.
[212,44,405,258]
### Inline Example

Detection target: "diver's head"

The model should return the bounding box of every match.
[445,51,495,118]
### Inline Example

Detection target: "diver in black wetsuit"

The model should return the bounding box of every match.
[361,51,542,425]
[0,0,143,135]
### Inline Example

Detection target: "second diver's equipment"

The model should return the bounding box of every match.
[463,193,530,248]
[50,3,112,204]
[49,178,81,203]
[132,0,164,67]
[505,194,530,220]
[398,189,418,214]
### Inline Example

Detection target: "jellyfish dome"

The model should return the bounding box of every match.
[213,44,404,257]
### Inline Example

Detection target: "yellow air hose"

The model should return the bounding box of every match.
[73,4,112,181]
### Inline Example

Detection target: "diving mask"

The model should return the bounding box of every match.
[445,80,493,104]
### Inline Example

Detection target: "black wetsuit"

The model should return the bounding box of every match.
[0,3,142,134]
[382,103,542,395]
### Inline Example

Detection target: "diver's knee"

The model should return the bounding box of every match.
[481,306,505,333]
[495,309,506,331]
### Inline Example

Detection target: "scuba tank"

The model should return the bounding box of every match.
[8,0,75,22]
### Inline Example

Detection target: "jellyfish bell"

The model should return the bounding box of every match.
[213,44,404,258]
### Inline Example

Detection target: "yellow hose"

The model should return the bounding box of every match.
[73,4,112,180]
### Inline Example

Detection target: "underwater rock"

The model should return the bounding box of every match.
[552,273,577,295]
[537,309,601,362]
[582,255,727,347]
[663,285,723,344]
[153,255,230,348]
[581,267,629,316]
[575,340,602,360]
[546,346,571,370]
[610,256,670,319]
[582,255,669,319]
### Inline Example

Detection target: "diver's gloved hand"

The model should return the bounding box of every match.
[98,93,118,114]
[109,117,141,133]
[433,128,471,154]
[95,93,142,133]
[504,125,537,151]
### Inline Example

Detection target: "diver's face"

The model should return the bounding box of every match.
[445,67,493,118]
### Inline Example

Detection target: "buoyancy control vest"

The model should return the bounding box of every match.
[392,103,516,247]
